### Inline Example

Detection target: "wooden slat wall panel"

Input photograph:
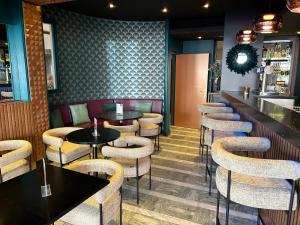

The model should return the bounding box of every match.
[1,2,49,161]
[235,109,300,225]
[0,102,35,156]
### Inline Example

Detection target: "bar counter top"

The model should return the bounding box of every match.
[222,91,300,149]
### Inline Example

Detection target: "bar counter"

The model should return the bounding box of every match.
[222,91,300,225]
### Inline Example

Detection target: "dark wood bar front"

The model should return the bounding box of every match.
[222,91,300,225]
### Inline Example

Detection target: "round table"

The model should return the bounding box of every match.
[99,110,143,123]
[66,128,120,159]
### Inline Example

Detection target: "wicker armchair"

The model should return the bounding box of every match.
[212,137,299,225]
[42,127,90,167]
[138,113,163,151]
[104,120,139,147]
[61,159,124,225]
[0,140,32,183]
[102,136,154,204]
[201,113,252,195]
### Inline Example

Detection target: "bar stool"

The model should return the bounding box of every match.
[212,137,299,225]
[201,113,252,195]
[198,103,233,159]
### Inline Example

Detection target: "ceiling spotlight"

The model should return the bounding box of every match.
[287,0,300,13]
[197,36,202,39]
[203,2,210,8]
[108,3,116,9]
[162,7,168,13]
[297,31,300,34]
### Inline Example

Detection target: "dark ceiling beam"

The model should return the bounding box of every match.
[170,26,224,35]
[23,0,75,5]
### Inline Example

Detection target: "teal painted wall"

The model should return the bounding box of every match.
[182,40,215,92]
[169,37,183,54]
[182,40,215,64]
[0,0,30,101]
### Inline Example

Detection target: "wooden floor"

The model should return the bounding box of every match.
[57,126,256,225]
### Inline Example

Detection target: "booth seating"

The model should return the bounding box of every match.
[61,159,124,225]
[104,120,139,147]
[0,140,32,183]
[212,137,299,225]
[201,113,252,195]
[42,127,90,167]
[102,136,154,205]
[50,98,163,129]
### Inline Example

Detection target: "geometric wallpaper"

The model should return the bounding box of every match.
[43,7,166,105]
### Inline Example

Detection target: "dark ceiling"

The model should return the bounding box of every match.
[53,0,297,40]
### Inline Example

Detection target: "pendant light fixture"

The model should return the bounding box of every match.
[287,0,300,13]
[253,13,283,33]
[236,29,257,44]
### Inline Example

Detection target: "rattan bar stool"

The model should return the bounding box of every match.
[212,137,299,225]
[201,113,252,195]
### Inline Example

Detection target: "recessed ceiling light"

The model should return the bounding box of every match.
[203,2,210,8]
[297,31,300,34]
[197,36,202,39]
[108,3,116,9]
[162,7,168,13]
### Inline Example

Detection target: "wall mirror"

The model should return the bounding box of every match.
[42,22,58,91]
[226,44,258,75]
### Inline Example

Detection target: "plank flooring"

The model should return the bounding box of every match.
[57,126,256,225]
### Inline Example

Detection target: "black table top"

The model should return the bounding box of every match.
[222,91,300,149]
[0,164,109,225]
[99,110,143,121]
[66,127,120,145]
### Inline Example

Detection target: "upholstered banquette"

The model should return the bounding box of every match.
[50,98,163,128]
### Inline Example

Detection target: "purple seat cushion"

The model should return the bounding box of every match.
[87,99,114,119]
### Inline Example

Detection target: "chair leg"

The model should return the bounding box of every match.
[120,187,123,225]
[100,203,103,225]
[59,147,63,167]
[205,145,209,182]
[136,159,139,205]
[149,156,152,190]
[209,157,213,196]
[225,170,232,225]
[287,180,296,225]
[157,134,160,151]
[216,190,221,225]
[257,209,260,225]
[29,155,32,171]
[0,170,2,184]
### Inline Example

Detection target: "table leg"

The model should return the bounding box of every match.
[92,144,98,159]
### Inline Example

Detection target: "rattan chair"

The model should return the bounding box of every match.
[102,136,154,204]
[61,159,124,225]
[138,113,163,151]
[0,140,32,183]
[212,137,299,225]
[43,127,90,167]
[104,120,139,147]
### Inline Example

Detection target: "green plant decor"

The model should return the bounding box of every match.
[226,44,258,76]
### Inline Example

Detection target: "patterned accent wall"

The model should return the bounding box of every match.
[43,7,166,105]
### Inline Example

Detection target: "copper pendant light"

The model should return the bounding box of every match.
[287,0,300,13]
[253,13,283,33]
[236,29,257,44]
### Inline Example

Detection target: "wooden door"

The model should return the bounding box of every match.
[174,54,209,129]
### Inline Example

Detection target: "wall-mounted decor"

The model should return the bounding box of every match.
[42,22,58,91]
[226,44,258,76]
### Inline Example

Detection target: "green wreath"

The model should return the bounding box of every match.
[226,44,258,76]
